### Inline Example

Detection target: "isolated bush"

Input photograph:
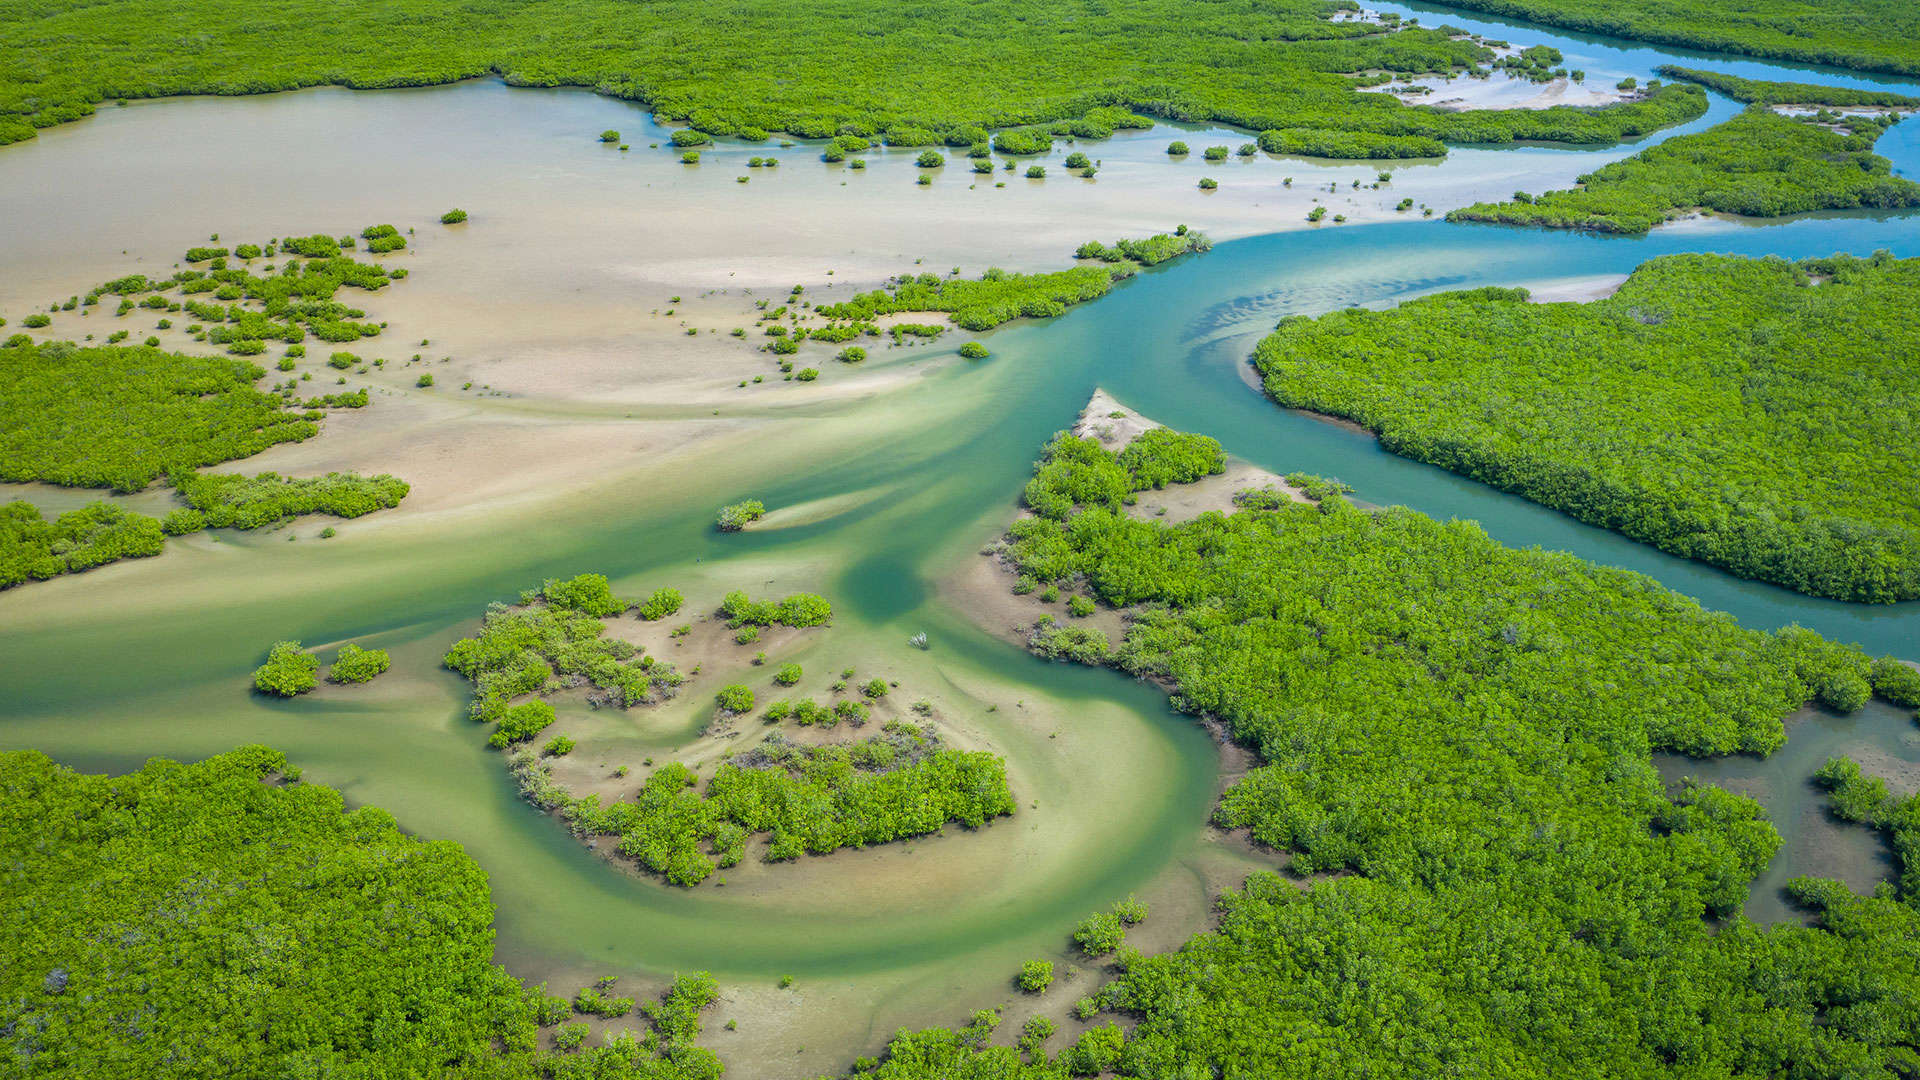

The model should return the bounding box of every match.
[253,641,318,697]
[328,643,391,684]
[637,587,684,620]
[717,499,765,531]
[1018,960,1054,993]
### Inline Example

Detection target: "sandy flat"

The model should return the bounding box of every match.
[1523,273,1630,303]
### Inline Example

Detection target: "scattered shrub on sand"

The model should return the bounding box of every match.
[172,470,409,529]
[720,589,832,629]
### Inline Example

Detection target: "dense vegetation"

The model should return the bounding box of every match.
[0,0,1711,156]
[0,746,725,1078]
[840,426,1920,1078]
[1655,65,1920,108]
[547,722,1015,885]
[0,340,318,491]
[0,499,164,588]
[1424,0,1920,76]
[1252,252,1920,601]
[171,469,410,529]
[817,232,1209,332]
[1450,107,1920,233]
[444,576,1008,885]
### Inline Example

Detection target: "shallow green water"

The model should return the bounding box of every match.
[2,6,1920,1068]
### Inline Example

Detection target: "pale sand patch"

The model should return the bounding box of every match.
[1366,56,1635,113]
[1071,387,1161,445]
[1523,273,1629,303]
[746,484,899,531]
[1127,462,1307,524]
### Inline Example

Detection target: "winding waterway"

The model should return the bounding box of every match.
[2,3,1918,1073]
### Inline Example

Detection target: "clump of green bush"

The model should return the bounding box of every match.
[721,589,831,629]
[254,641,317,697]
[328,643,390,683]
[717,499,765,531]
[637,587,683,620]
[992,128,1052,155]
[490,701,556,748]
[1018,960,1054,992]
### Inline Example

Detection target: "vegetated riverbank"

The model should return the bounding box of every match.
[1419,0,1920,77]
[0,0,1709,158]
[0,745,732,1078]
[1655,66,1920,109]
[837,409,1920,1078]
[1250,251,1920,602]
[1450,101,1920,232]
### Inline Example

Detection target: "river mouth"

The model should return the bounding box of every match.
[4,8,1920,1077]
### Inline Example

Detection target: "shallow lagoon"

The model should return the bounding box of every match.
[2,6,1919,1074]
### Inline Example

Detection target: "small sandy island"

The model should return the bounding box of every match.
[1073,388,1310,523]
